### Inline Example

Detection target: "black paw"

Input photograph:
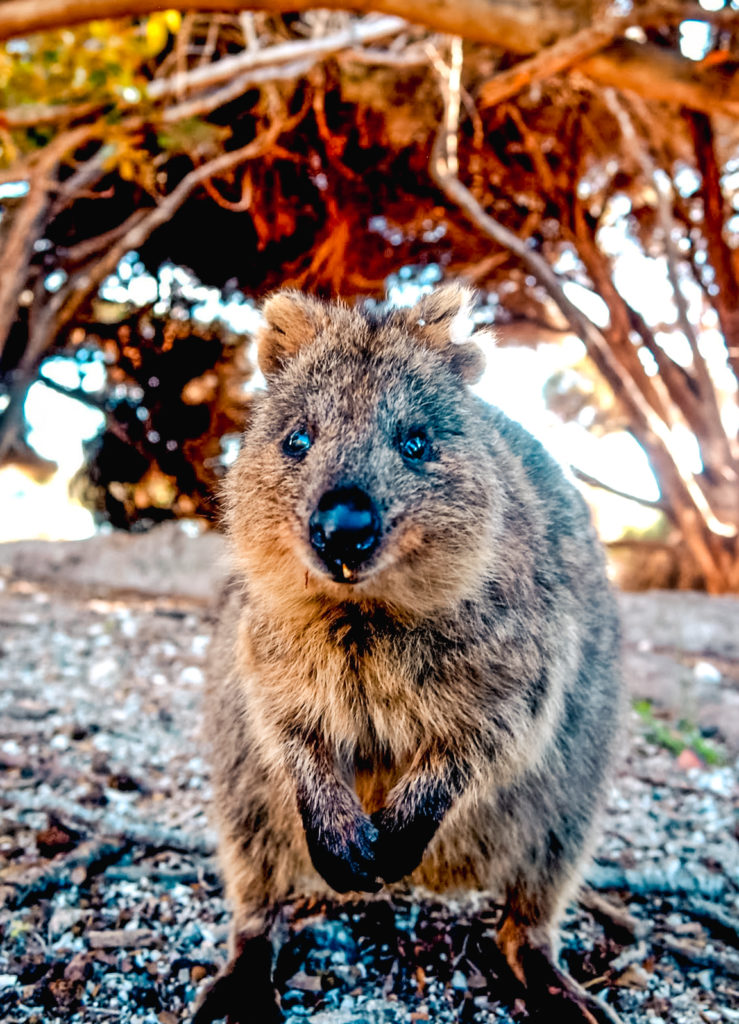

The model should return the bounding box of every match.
[191,935,281,1024]
[371,808,439,883]
[304,812,381,894]
[527,990,618,1024]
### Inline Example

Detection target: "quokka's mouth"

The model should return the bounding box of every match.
[311,550,385,586]
[324,559,361,584]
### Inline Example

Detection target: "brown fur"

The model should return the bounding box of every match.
[197,286,624,1024]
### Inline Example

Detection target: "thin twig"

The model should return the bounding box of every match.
[200,166,254,211]
[49,150,107,218]
[199,12,223,66]
[571,467,667,511]
[36,374,107,410]
[239,11,259,51]
[60,208,150,265]
[7,789,216,857]
[163,55,316,122]
[3,836,132,908]
[683,897,739,950]
[579,888,645,943]
[654,932,739,979]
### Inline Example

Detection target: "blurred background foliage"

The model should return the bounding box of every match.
[0,1,738,589]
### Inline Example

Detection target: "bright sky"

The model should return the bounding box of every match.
[0,369,106,541]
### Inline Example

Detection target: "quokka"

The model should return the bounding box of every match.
[194,285,624,1024]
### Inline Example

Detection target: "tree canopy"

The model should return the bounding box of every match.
[1,0,738,589]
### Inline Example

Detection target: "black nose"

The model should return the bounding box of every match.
[309,487,380,578]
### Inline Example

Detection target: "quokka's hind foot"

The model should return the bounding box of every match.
[496,912,623,1024]
[515,944,623,1024]
[191,934,281,1024]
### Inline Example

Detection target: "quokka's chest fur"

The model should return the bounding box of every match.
[243,602,431,749]
[238,589,573,800]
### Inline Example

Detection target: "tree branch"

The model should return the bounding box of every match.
[161,55,318,123]
[55,124,291,331]
[0,2,736,120]
[2,17,407,129]
[428,38,728,589]
[605,90,738,515]
[687,110,739,385]
[147,14,407,101]
[478,15,628,110]
[606,94,715,403]
[626,304,699,427]
[566,179,676,427]
[49,150,107,218]
[59,208,150,265]
[580,39,739,120]
[37,372,107,410]
[0,125,94,362]
[0,99,100,129]
[430,49,665,451]
[0,114,298,465]
[0,0,578,52]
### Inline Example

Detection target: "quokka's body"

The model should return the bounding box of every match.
[198,286,624,1024]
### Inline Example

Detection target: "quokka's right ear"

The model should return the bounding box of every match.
[405,284,488,384]
[258,290,328,378]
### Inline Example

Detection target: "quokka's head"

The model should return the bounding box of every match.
[225,285,504,614]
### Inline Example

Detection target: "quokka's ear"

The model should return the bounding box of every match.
[405,283,487,384]
[258,290,328,378]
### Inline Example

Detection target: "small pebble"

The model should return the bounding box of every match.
[180,665,204,685]
[693,660,721,684]
[286,971,323,993]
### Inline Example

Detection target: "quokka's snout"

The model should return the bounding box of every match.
[308,484,382,581]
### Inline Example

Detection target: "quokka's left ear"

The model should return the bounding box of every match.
[404,284,488,384]
[258,290,329,378]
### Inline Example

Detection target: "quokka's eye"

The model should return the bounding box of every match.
[400,433,429,462]
[283,428,312,457]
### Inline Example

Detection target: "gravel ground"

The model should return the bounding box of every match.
[0,538,738,1024]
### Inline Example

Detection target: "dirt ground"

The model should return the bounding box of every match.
[0,523,737,1024]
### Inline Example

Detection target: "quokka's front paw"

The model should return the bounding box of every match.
[371,807,439,883]
[303,804,381,894]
